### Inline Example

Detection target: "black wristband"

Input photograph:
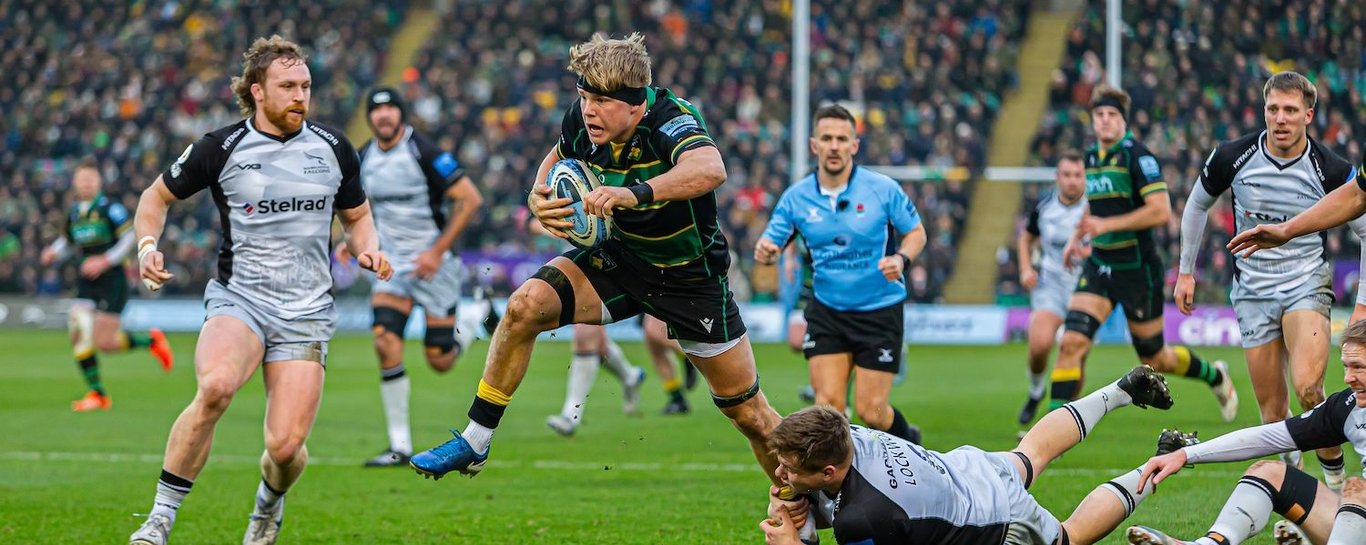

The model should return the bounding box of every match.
[629,182,655,205]
[897,252,912,268]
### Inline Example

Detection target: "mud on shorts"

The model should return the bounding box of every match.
[204,280,333,364]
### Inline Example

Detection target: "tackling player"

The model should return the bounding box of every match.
[40,158,174,411]
[760,365,1184,545]
[1125,318,1366,545]
[126,36,390,545]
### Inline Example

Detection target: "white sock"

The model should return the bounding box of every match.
[1027,371,1046,399]
[462,421,494,454]
[1099,466,1156,516]
[1063,380,1131,438]
[379,364,411,455]
[600,341,633,383]
[255,478,284,511]
[150,469,193,523]
[562,352,600,421]
[1327,504,1366,545]
[1205,477,1275,545]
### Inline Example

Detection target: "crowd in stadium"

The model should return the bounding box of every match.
[0,0,407,294]
[1000,0,1366,305]
[0,0,1026,303]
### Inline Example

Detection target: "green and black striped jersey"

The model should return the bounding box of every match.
[556,86,729,276]
[65,193,132,263]
[1084,132,1166,269]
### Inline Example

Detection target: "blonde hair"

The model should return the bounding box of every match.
[230,35,308,116]
[1263,71,1317,109]
[568,33,652,92]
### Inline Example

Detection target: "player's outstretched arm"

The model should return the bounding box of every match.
[134,176,179,290]
[337,201,392,281]
[1138,421,1300,489]
[414,175,483,279]
[1087,189,1171,236]
[1230,179,1366,257]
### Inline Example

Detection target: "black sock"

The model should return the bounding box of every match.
[884,407,919,444]
[1319,453,1346,473]
[468,396,509,429]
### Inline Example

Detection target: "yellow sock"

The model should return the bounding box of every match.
[476,379,512,406]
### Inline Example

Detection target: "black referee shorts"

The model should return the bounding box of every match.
[802,298,904,373]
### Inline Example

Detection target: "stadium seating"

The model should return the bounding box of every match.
[1,1,1025,303]
[1001,0,1366,304]
[0,0,408,294]
[396,0,1025,300]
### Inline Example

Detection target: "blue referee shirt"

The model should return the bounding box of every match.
[761,166,921,312]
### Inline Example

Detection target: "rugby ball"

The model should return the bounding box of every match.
[544,159,612,249]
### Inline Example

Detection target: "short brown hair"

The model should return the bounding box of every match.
[814,104,856,127]
[1057,149,1085,166]
[767,406,853,473]
[74,156,100,173]
[568,33,652,93]
[1342,319,1366,348]
[231,35,308,116]
[1263,71,1317,109]
[1089,84,1131,117]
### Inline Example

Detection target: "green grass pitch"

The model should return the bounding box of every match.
[0,329,1356,543]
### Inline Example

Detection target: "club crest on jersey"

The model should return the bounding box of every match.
[303,151,331,175]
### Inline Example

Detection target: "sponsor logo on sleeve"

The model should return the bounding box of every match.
[660,115,700,139]
[1138,155,1161,180]
[433,152,460,179]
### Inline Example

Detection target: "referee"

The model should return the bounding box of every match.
[756,104,926,444]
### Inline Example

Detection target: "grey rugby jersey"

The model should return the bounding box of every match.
[162,118,365,319]
[1025,191,1085,283]
[359,125,465,264]
[810,426,1011,544]
[1197,132,1356,294]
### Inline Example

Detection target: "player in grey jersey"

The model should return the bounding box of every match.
[1126,318,1366,545]
[1016,151,1087,432]
[1178,72,1363,491]
[128,36,391,545]
[761,364,1187,545]
[355,87,494,467]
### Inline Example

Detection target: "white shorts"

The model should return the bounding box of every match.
[986,450,1062,545]
[372,255,462,318]
[204,280,332,364]
[1231,266,1333,349]
[1030,269,1077,320]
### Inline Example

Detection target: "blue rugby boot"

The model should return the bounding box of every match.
[410,430,488,479]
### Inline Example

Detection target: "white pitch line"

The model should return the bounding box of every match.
[0,450,1254,478]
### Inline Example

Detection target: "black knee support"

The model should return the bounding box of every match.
[712,377,761,409]
[1063,310,1100,339]
[424,325,456,354]
[1243,467,1319,525]
[531,266,575,327]
[372,306,410,338]
[1131,332,1164,358]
